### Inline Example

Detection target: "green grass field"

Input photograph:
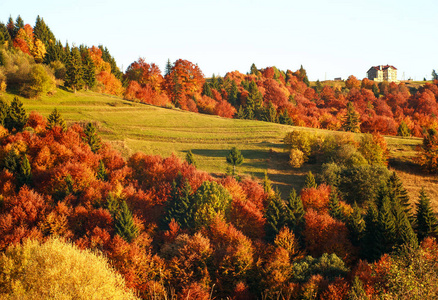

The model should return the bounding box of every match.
[2,88,434,205]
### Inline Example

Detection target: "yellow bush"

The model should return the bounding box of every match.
[289,148,305,168]
[0,237,139,299]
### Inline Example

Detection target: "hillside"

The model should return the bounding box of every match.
[3,88,436,209]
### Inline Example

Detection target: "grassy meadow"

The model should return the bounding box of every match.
[2,88,437,208]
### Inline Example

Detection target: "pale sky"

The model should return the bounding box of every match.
[1,0,437,81]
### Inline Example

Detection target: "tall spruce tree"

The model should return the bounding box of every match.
[265,190,285,242]
[304,171,317,189]
[163,177,195,229]
[0,99,9,126]
[83,123,101,153]
[342,102,361,133]
[228,80,238,106]
[5,97,27,132]
[96,160,108,181]
[202,82,212,97]
[44,40,66,64]
[415,188,438,240]
[285,188,305,240]
[185,150,197,167]
[328,189,344,221]
[0,22,12,46]
[347,202,365,246]
[279,109,293,125]
[362,203,381,261]
[165,59,172,76]
[6,16,15,39]
[65,47,84,92]
[387,172,412,220]
[226,147,244,176]
[33,16,55,48]
[115,201,139,243]
[98,45,123,80]
[397,121,410,137]
[376,195,397,255]
[14,16,24,38]
[46,108,67,131]
[17,155,32,187]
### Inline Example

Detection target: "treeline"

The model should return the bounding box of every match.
[0,100,437,298]
[3,16,438,140]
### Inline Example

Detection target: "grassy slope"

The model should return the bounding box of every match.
[2,88,436,209]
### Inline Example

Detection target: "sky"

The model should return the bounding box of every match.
[1,0,437,81]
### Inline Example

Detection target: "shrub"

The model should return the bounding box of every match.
[289,148,305,168]
[20,64,56,98]
[0,238,139,299]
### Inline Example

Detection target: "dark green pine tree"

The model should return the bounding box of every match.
[362,203,381,261]
[44,40,66,64]
[5,97,28,132]
[33,16,55,48]
[328,189,344,221]
[226,147,244,176]
[250,63,258,76]
[299,65,310,87]
[96,160,108,181]
[83,123,102,153]
[392,201,418,249]
[17,155,32,187]
[165,59,172,76]
[163,178,195,229]
[304,171,317,189]
[14,15,24,38]
[415,188,438,241]
[3,149,20,174]
[372,84,380,98]
[202,82,212,98]
[98,45,123,80]
[376,195,397,255]
[0,22,12,46]
[115,201,139,243]
[347,202,365,247]
[279,109,293,125]
[46,108,67,131]
[342,102,361,133]
[236,106,246,119]
[284,188,305,240]
[185,150,197,167]
[228,80,239,107]
[263,170,273,194]
[387,172,412,220]
[245,81,263,120]
[0,99,9,126]
[81,49,96,90]
[263,101,278,123]
[210,74,219,90]
[265,190,286,242]
[65,47,84,93]
[397,120,410,137]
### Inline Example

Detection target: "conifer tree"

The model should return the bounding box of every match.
[285,188,305,239]
[304,171,317,189]
[81,49,96,90]
[376,195,397,255]
[165,59,172,76]
[397,120,410,137]
[415,188,438,240]
[392,202,418,249]
[348,276,369,300]
[83,123,101,153]
[250,63,258,76]
[265,190,285,241]
[185,150,197,167]
[115,201,139,243]
[163,178,195,229]
[342,102,360,133]
[263,101,278,123]
[362,204,381,261]
[0,22,12,46]
[98,45,123,80]
[246,81,263,120]
[33,16,55,48]
[6,16,15,39]
[3,149,20,174]
[263,170,272,194]
[387,172,411,219]
[44,40,65,64]
[226,147,244,176]
[328,189,344,221]
[228,80,239,107]
[347,202,365,246]
[46,108,67,131]
[202,82,212,98]
[18,155,32,187]
[372,84,379,98]
[279,109,293,125]
[0,99,8,126]
[14,15,24,38]
[299,65,310,87]
[236,106,245,119]
[5,97,27,132]
[65,47,84,93]
[96,160,108,181]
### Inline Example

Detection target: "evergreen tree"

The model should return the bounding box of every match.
[299,65,310,87]
[279,109,293,125]
[3,149,20,174]
[285,188,305,239]
[6,16,14,39]
[5,97,28,132]
[397,120,410,137]
[14,15,24,38]
[263,101,278,123]
[328,189,344,221]
[376,195,397,255]
[245,81,263,120]
[265,190,285,241]
[387,172,411,220]
[392,201,418,249]
[263,170,272,194]
[83,123,101,153]
[347,202,365,246]
[115,201,139,243]
[96,160,108,181]
[0,99,9,126]
[226,147,244,176]
[46,108,67,131]
[250,63,258,76]
[185,150,197,167]
[304,171,317,189]
[33,16,55,48]
[415,188,438,240]
[315,79,322,94]
[342,102,360,133]
[65,47,84,92]
[432,69,438,81]
[165,59,172,76]
[98,45,123,80]
[44,40,65,64]
[236,106,245,119]
[163,177,195,229]
[372,84,380,98]
[0,22,12,46]
[362,203,381,261]
[202,82,212,97]
[17,155,32,187]
[81,48,96,90]
[227,80,238,107]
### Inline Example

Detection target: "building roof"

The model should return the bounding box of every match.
[369,65,397,71]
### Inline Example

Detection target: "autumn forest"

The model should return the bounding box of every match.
[0,15,438,299]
